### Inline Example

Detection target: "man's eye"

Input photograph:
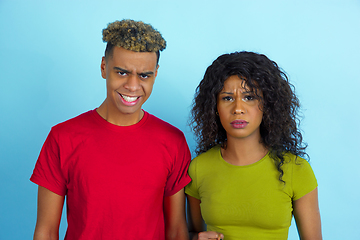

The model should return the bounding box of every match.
[117,71,127,76]
[139,74,149,79]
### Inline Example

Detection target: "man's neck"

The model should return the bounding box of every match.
[96,100,144,126]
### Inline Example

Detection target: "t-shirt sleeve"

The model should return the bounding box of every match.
[30,128,67,196]
[185,158,200,199]
[291,157,318,201]
[164,135,192,196]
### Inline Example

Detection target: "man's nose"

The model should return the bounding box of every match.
[124,75,141,92]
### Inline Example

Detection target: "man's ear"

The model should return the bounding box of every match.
[100,57,107,79]
[155,65,159,78]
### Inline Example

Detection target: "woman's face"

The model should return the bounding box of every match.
[217,75,263,142]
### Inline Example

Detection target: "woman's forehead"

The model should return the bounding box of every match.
[222,75,254,90]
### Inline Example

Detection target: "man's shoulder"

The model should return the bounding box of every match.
[51,109,95,133]
[146,112,184,137]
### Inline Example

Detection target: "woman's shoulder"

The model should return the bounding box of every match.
[189,145,221,171]
[282,152,315,179]
[193,145,221,162]
[188,145,221,178]
[282,152,317,200]
[283,152,308,165]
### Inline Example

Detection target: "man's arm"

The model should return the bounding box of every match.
[164,188,189,240]
[293,187,322,240]
[33,186,65,240]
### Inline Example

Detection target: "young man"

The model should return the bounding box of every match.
[31,19,191,240]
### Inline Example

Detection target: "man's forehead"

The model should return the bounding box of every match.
[113,46,157,57]
[109,47,158,69]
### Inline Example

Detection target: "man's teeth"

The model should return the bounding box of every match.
[121,94,138,102]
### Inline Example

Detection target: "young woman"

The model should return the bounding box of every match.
[186,51,322,240]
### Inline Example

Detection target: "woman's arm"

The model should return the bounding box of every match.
[293,187,322,240]
[33,186,65,240]
[186,195,223,240]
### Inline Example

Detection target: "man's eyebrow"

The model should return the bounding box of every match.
[113,67,130,73]
[139,71,155,76]
[113,67,154,75]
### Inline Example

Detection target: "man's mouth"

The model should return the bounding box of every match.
[120,94,139,103]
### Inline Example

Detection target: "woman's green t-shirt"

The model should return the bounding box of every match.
[185,145,317,240]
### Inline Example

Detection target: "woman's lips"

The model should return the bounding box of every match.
[230,120,248,129]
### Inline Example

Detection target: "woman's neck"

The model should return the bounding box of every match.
[221,135,268,166]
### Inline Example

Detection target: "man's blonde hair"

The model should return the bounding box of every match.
[102,19,166,62]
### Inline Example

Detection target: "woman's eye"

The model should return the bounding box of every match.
[244,95,255,101]
[223,96,233,101]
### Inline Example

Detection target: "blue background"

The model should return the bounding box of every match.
[1,0,359,239]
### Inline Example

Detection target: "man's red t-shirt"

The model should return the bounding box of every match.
[31,110,191,240]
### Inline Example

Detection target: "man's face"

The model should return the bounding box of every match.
[101,46,158,125]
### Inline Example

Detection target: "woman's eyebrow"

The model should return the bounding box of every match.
[219,91,233,95]
[219,90,253,95]
[242,90,254,94]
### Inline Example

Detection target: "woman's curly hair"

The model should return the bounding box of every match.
[190,51,308,182]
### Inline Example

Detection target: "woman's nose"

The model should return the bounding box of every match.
[233,98,245,115]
